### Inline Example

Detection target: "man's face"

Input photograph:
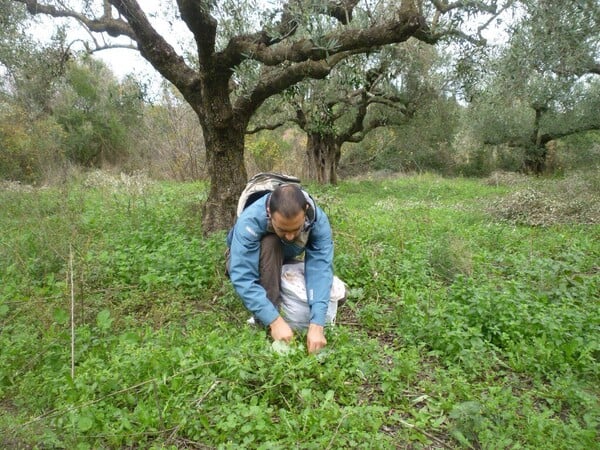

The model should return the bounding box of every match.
[270,210,306,243]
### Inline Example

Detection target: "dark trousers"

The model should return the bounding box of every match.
[258,234,284,309]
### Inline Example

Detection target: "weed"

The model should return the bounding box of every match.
[1,173,598,448]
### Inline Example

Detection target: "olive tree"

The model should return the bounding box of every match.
[12,0,508,233]
[0,2,69,115]
[247,43,440,184]
[465,0,600,173]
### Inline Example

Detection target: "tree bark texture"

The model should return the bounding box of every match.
[200,122,247,234]
[306,133,341,184]
[523,106,548,175]
[186,76,249,234]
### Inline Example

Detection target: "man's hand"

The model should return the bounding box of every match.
[269,316,294,343]
[306,323,327,354]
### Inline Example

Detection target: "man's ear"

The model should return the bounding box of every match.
[266,207,271,218]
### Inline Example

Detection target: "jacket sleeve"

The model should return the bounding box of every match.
[304,208,334,326]
[228,216,280,327]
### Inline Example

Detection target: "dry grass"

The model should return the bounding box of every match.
[484,170,530,187]
[82,169,154,195]
[487,172,600,226]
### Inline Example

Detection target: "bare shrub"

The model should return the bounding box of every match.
[83,169,153,195]
[133,91,206,181]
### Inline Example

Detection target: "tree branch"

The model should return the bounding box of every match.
[346,124,375,143]
[414,26,486,45]
[217,0,361,70]
[367,95,408,110]
[335,62,407,141]
[228,8,297,50]
[338,92,405,142]
[176,0,217,64]
[234,52,352,120]
[427,0,503,45]
[15,0,134,37]
[223,9,425,68]
[586,61,600,76]
[68,37,137,54]
[485,122,600,147]
[109,1,199,92]
[246,118,297,134]
[431,0,497,14]
[539,122,600,146]
[13,1,200,93]
[325,0,361,24]
[346,117,397,143]
[476,0,515,40]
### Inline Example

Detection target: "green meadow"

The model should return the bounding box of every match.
[1,172,598,449]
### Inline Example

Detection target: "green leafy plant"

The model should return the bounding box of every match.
[1,174,598,449]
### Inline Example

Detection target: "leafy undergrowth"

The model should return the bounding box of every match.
[1,172,598,449]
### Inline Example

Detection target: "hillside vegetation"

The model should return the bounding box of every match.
[1,173,598,448]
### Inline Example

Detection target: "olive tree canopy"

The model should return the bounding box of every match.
[11,0,508,233]
[247,43,439,184]
[463,0,600,173]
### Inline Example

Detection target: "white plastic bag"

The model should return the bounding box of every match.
[280,263,346,330]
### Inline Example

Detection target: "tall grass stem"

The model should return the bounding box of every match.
[70,244,75,380]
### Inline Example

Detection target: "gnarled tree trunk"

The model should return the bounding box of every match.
[200,122,247,234]
[523,105,548,175]
[186,75,249,234]
[306,133,341,184]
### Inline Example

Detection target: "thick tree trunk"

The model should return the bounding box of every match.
[200,122,247,234]
[306,133,341,184]
[523,144,548,175]
[524,106,548,174]
[187,76,248,235]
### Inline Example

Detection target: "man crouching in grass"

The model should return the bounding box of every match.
[226,184,334,354]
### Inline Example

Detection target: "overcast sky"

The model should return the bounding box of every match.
[30,1,190,95]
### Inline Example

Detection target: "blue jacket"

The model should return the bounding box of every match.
[226,192,334,327]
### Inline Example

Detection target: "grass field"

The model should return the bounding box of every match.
[1,172,598,449]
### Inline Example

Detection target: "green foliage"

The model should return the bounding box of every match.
[452,1,600,177]
[0,21,71,182]
[342,96,461,176]
[554,131,600,173]
[0,106,65,182]
[246,132,287,173]
[1,174,598,448]
[0,107,40,182]
[54,58,144,167]
[0,49,146,182]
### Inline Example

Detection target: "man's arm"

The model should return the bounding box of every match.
[304,208,334,353]
[228,216,280,327]
[269,316,294,343]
